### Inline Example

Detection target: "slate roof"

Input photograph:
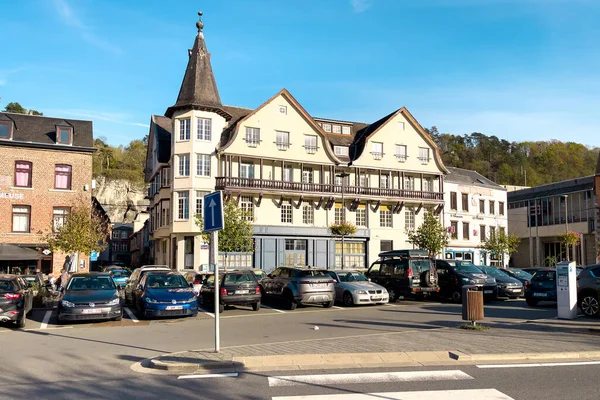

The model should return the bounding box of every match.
[507,176,594,203]
[151,115,172,164]
[217,105,254,149]
[349,110,397,161]
[0,112,94,149]
[445,167,505,190]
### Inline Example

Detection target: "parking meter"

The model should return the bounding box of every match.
[556,261,577,319]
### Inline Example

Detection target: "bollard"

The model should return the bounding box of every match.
[461,285,484,326]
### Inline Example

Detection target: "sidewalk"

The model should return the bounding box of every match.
[142,316,600,373]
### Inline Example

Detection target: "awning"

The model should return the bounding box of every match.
[0,243,43,261]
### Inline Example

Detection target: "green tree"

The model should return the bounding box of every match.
[407,212,449,258]
[329,221,357,269]
[195,200,254,270]
[479,230,521,266]
[557,231,581,262]
[4,102,26,114]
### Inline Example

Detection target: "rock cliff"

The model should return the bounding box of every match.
[92,176,149,223]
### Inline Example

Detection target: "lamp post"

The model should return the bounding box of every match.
[337,172,350,269]
[562,194,569,261]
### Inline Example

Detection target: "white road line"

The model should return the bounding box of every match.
[332,306,344,309]
[268,370,473,387]
[123,307,139,323]
[40,310,52,329]
[272,388,514,400]
[198,307,215,318]
[477,360,600,369]
[261,305,286,313]
[177,372,238,380]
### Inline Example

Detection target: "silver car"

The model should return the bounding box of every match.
[260,267,335,310]
[328,270,389,306]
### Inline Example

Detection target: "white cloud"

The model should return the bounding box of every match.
[351,0,372,13]
[52,0,122,55]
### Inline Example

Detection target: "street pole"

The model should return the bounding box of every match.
[210,230,220,353]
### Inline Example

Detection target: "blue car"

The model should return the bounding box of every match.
[109,269,130,289]
[133,272,198,318]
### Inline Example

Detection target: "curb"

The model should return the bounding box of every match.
[147,357,244,373]
[449,350,600,361]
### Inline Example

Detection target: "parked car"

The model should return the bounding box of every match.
[201,271,261,313]
[365,250,439,302]
[259,267,335,310]
[327,270,389,306]
[577,264,600,317]
[525,268,557,306]
[109,269,130,289]
[183,270,213,296]
[124,265,170,305]
[247,269,266,281]
[500,268,533,287]
[57,272,122,323]
[0,274,33,328]
[478,266,524,299]
[133,272,198,318]
[522,267,545,275]
[20,274,44,296]
[435,260,497,302]
[103,265,128,273]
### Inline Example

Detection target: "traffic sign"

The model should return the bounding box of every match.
[90,251,99,262]
[203,191,224,232]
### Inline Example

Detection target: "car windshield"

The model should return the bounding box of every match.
[146,274,188,289]
[533,271,555,281]
[224,274,255,284]
[111,270,130,278]
[338,272,368,282]
[508,269,532,279]
[295,270,329,277]
[447,262,483,274]
[0,280,15,293]
[480,267,510,278]
[67,276,116,291]
[21,276,38,282]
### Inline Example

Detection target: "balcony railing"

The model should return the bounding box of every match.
[215,177,443,201]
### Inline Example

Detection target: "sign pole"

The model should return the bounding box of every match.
[211,230,220,353]
[204,191,224,354]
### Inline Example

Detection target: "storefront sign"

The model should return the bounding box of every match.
[0,193,24,200]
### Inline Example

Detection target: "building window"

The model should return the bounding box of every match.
[356,206,367,227]
[276,131,290,150]
[279,105,287,115]
[423,178,432,192]
[499,201,505,216]
[395,145,407,162]
[342,126,351,135]
[0,122,12,139]
[323,124,332,132]
[120,242,128,252]
[179,118,190,141]
[359,174,369,187]
[240,163,255,179]
[54,165,72,190]
[178,154,190,176]
[480,225,486,241]
[196,191,206,216]
[57,127,72,145]
[380,174,389,189]
[177,191,189,220]
[499,227,505,235]
[282,166,293,182]
[112,230,120,240]
[450,221,458,240]
[302,167,313,184]
[490,200,495,215]
[121,230,128,239]
[304,135,318,153]
[371,142,383,160]
[161,206,167,226]
[196,118,211,141]
[479,199,485,214]
[112,243,118,253]
[462,222,470,240]
[281,204,293,223]
[404,176,415,191]
[245,127,260,147]
[380,206,392,228]
[334,146,348,156]
[161,167,171,187]
[302,204,314,225]
[335,203,345,224]
[196,154,210,177]
[240,196,254,221]
[418,147,430,164]
[461,193,469,212]
[450,192,457,210]
[332,125,341,134]
[15,161,32,188]
[53,207,70,232]
[12,206,30,233]
[398,121,405,130]
[405,207,415,231]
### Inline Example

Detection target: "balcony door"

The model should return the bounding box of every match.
[240,163,255,179]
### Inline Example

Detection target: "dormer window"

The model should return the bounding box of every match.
[57,126,72,145]
[0,121,12,140]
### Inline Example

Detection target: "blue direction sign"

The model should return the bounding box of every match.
[203,191,224,232]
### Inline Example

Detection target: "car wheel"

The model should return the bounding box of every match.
[16,314,26,329]
[387,288,398,302]
[218,303,225,314]
[285,292,297,310]
[526,298,538,307]
[580,294,600,317]
[114,315,122,322]
[252,301,261,311]
[451,291,462,303]
[343,292,354,307]
[323,300,334,308]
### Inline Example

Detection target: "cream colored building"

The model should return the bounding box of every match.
[144,15,448,272]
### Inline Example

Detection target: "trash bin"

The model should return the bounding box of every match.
[461,285,484,323]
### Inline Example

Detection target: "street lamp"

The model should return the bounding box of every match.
[562,194,569,261]
[336,172,350,269]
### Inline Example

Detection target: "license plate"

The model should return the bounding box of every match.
[166,305,183,310]
[82,309,102,314]
[371,297,381,301]
[484,290,493,294]
[533,293,548,297]
[511,289,521,292]
[235,290,249,294]
[311,283,325,288]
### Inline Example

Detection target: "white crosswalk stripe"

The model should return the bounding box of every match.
[272,388,514,400]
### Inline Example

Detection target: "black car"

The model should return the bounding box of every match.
[0,275,33,328]
[366,250,438,302]
[525,268,556,306]
[201,271,261,313]
[577,264,600,317]
[500,268,533,287]
[435,260,497,302]
[57,272,122,323]
[478,266,524,299]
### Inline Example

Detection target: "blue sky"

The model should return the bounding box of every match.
[1,0,598,147]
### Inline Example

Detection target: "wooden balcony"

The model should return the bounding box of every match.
[215,177,443,201]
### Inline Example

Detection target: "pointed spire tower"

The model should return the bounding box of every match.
[166,12,230,119]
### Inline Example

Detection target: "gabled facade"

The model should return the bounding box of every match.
[145,14,448,271]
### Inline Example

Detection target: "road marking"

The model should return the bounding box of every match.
[261,305,286,313]
[272,388,514,400]
[123,307,139,323]
[268,370,473,387]
[40,310,52,329]
[332,306,344,309]
[198,307,215,318]
[177,372,238,380]
[477,360,600,369]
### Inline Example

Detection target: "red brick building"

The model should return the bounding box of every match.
[0,112,95,276]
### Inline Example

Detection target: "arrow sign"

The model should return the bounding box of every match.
[203,191,224,232]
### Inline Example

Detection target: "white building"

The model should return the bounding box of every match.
[443,167,508,267]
